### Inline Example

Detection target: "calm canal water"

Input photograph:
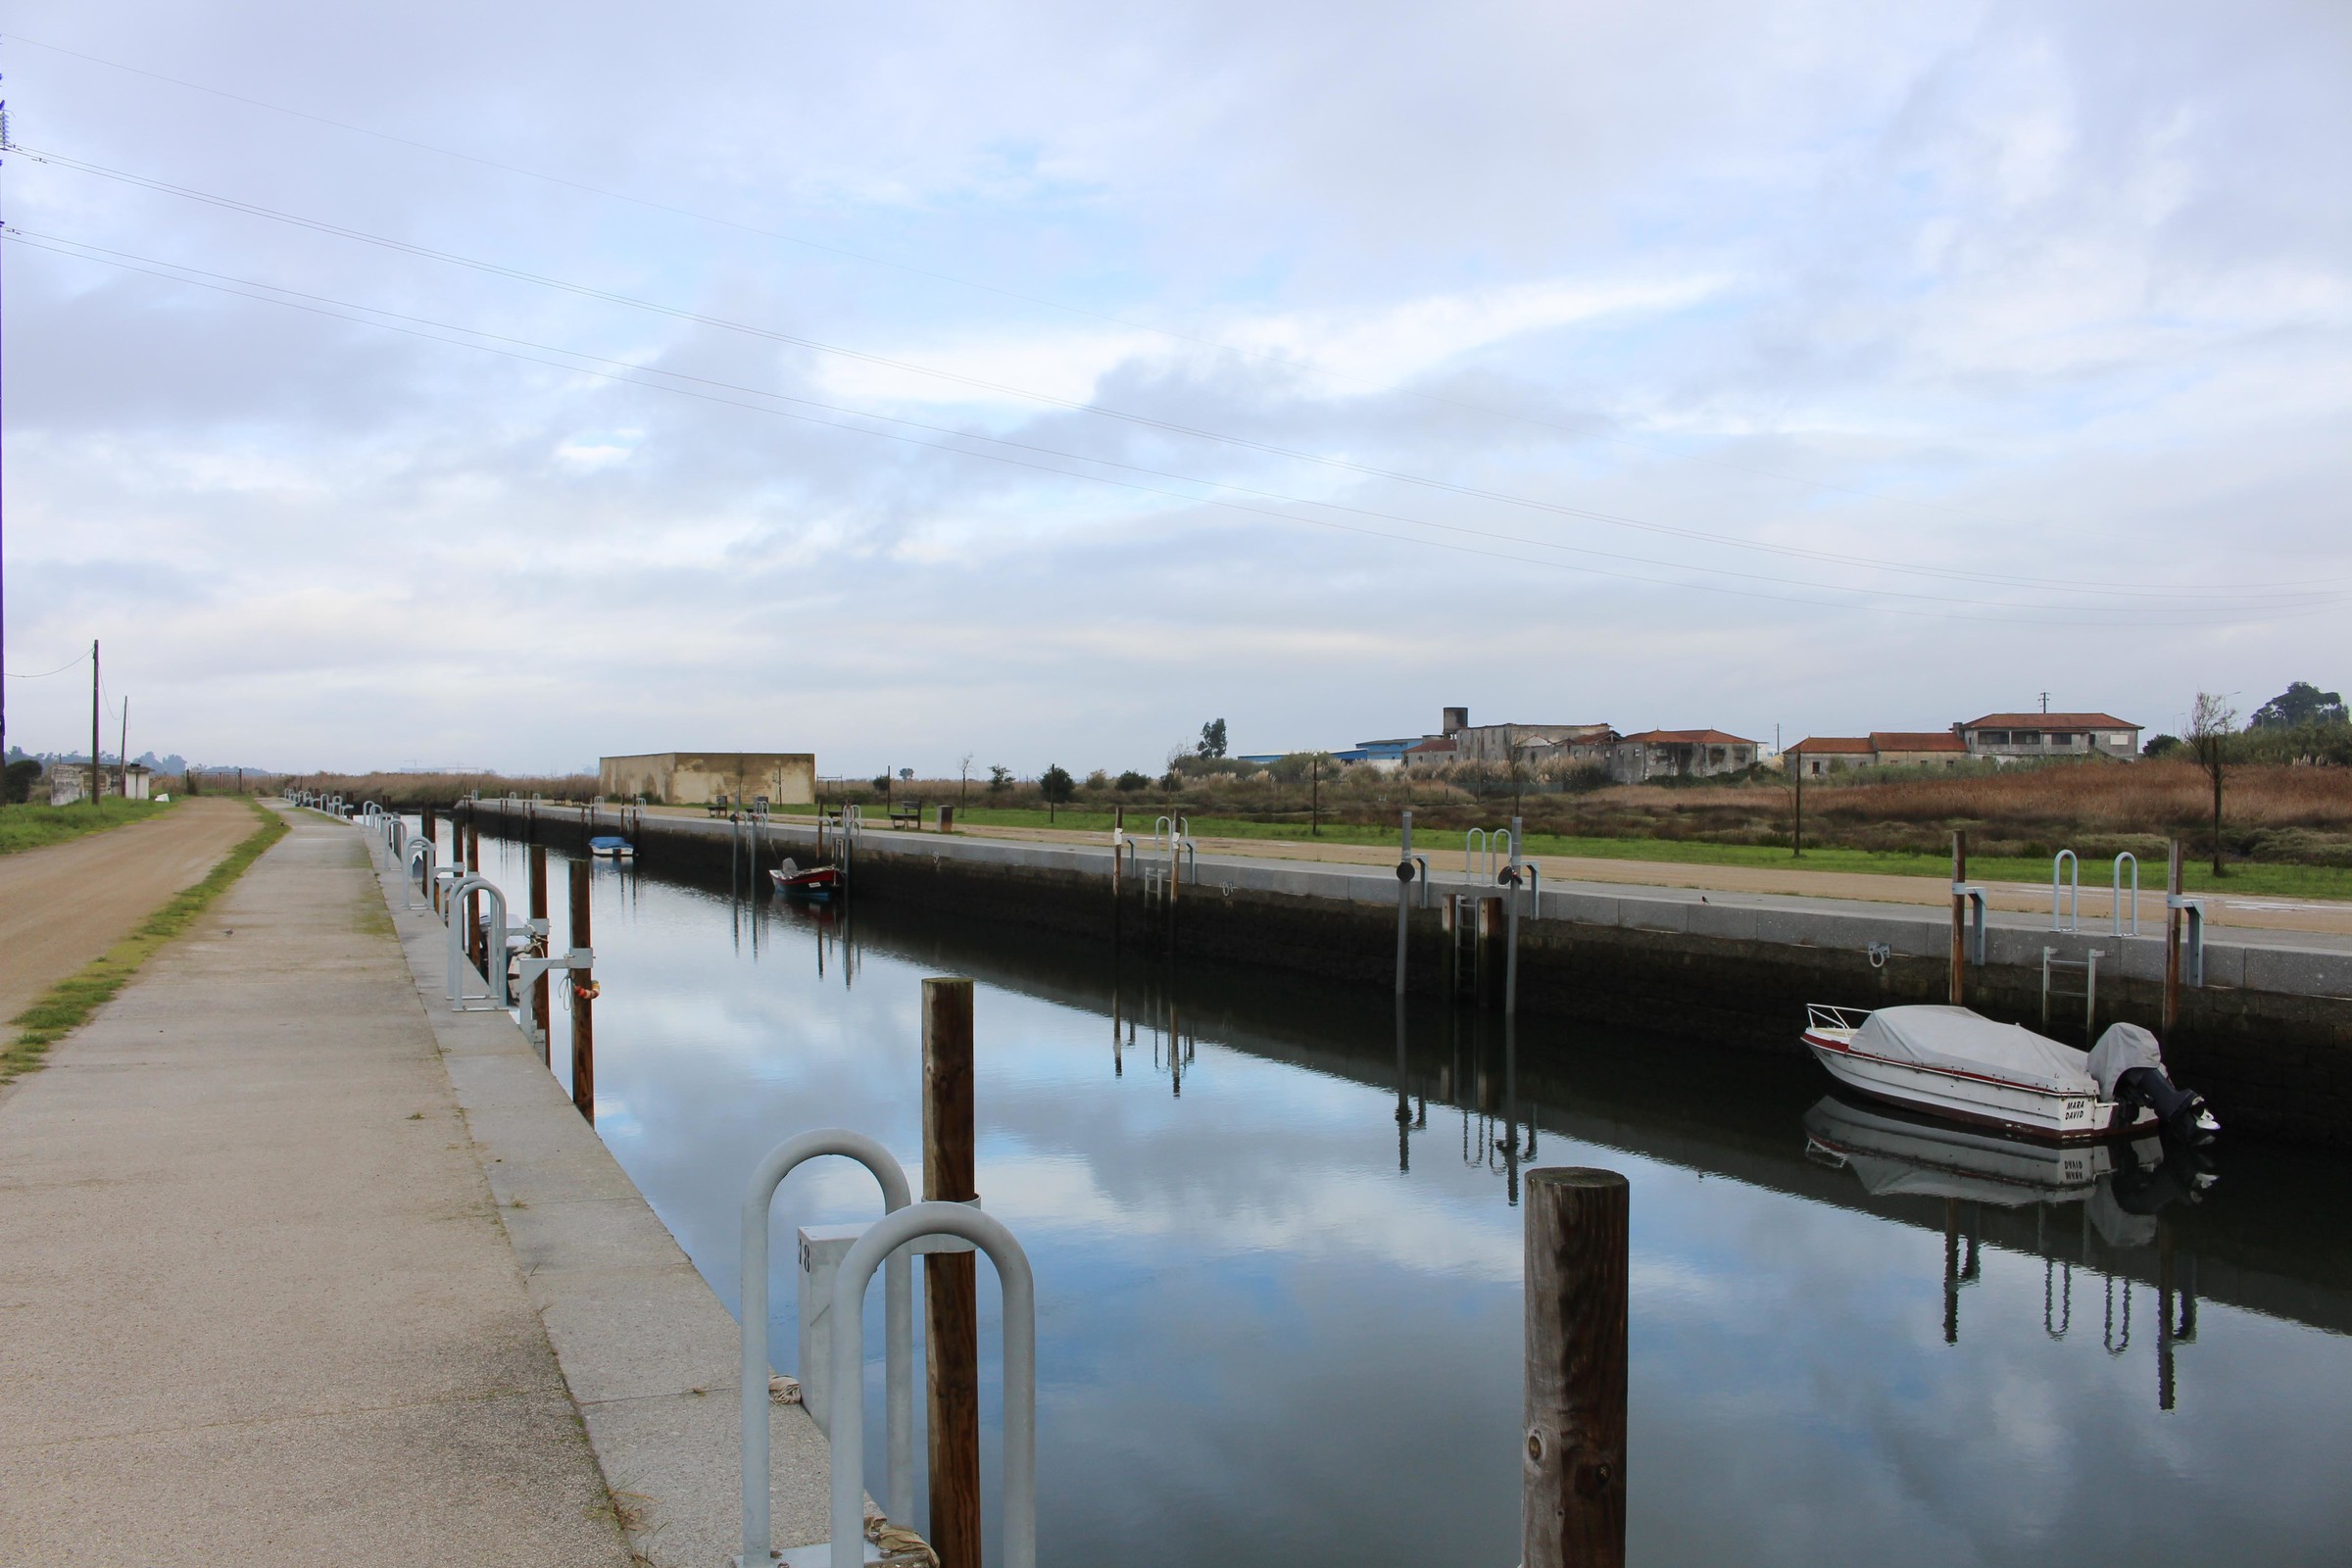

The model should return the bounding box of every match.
[463,832,2352,1567]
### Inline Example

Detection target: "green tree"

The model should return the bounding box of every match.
[1114,770,1149,792]
[1039,762,1076,822]
[2250,681,2347,729]
[1197,717,1228,760]
[4,758,42,806]
[987,764,1012,793]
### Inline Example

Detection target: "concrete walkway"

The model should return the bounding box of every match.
[0,796,258,1026]
[0,811,639,1564]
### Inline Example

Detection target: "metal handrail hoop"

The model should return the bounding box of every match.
[828,1200,1036,1568]
[443,872,512,1007]
[2113,852,2140,937]
[2052,850,2080,932]
[739,1130,914,1568]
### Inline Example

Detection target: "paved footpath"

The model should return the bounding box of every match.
[0,796,258,1026]
[0,810,639,1565]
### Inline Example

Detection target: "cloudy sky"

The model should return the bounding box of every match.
[4,1,2347,775]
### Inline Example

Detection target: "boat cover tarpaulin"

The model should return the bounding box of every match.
[1850,1005,2098,1097]
[2085,1022,2167,1101]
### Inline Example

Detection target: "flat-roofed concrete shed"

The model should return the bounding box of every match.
[598,752,816,806]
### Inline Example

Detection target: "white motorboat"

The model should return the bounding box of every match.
[1801,1004,2219,1144]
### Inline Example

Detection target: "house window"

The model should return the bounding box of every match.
[1980,730,2007,746]
[2014,731,2041,747]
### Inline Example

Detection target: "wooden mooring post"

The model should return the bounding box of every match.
[1948,830,1968,1006]
[569,858,594,1122]
[2164,838,2183,1031]
[1523,1167,1628,1568]
[466,821,484,976]
[922,976,981,1568]
[528,844,551,1066]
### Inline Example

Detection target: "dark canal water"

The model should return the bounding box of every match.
[462,831,2352,1567]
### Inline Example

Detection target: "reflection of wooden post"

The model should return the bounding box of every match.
[2164,838,2182,1031]
[2157,1217,2177,1411]
[569,859,594,1122]
[1523,1167,1627,1568]
[922,978,980,1568]
[529,845,551,1065]
[1948,831,1968,1006]
[1942,1199,1961,1345]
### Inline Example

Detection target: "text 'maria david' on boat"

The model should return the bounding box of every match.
[1801,1004,2219,1144]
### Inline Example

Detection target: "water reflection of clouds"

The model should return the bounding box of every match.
[469,848,2352,1565]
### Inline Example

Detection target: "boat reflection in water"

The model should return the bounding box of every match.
[1804,1093,2214,1408]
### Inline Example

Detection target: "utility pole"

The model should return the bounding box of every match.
[89,639,101,808]
[118,695,128,796]
[2040,692,2050,714]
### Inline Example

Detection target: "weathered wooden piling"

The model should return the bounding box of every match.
[466,822,484,976]
[922,976,981,1568]
[529,844,550,1066]
[569,858,594,1122]
[1523,1166,1628,1568]
[1948,830,1968,1006]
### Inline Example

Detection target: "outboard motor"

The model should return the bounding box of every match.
[2089,1023,2220,1143]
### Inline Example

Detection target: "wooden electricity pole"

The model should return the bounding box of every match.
[89,639,101,808]
[922,976,980,1568]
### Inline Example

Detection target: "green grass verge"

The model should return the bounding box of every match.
[0,798,180,856]
[774,803,2352,901]
[2,799,288,1085]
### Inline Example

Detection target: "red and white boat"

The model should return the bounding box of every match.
[768,858,843,904]
[1801,1004,2217,1144]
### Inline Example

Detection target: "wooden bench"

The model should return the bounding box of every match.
[705,798,732,817]
[887,801,924,830]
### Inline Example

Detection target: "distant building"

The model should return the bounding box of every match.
[1955,712,2140,762]
[121,763,153,801]
[1788,732,1971,774]
[598,752,816,806]
[1438,707,1615,765]
[1401,736,1459,770]
[1786,737,1875,777]
[1607,730,1757,783]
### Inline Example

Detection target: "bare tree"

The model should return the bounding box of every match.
[2187,692,2237,876]
[958,753,973,805]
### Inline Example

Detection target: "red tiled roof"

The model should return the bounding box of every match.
[1404,737,1456,754]
[1962,712,2137,730]
[1870,731,1968,752]
[1788,736,1873,755]
[1618,729,1756,746]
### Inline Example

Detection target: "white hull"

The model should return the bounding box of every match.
[1803,1028,2151,1143]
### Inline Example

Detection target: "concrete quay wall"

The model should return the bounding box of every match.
[463,801,2352,1145]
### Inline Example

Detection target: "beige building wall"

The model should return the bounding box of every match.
[598,753,816,806]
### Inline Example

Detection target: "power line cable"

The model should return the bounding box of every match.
[4,649,92,678]
[22,144,2337,608]
[11,225,2338,629]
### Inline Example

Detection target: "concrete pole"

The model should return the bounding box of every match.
[570,858,594,1122]
[2164,838,2182,1032]
[922,977,981,1568]
[1948,831,1968,1006]
[90,639,101,808]
[1523,1167,1628,1568]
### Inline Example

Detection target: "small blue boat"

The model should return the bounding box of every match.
[588,834,635,860]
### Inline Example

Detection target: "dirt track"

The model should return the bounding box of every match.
[0,797,258,1026]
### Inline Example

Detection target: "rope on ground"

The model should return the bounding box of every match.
[863,1505,941,1568]
[768,1373,803,1404]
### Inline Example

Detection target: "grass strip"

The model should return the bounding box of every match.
[0,798,180,856]
[2,799,288,1085]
